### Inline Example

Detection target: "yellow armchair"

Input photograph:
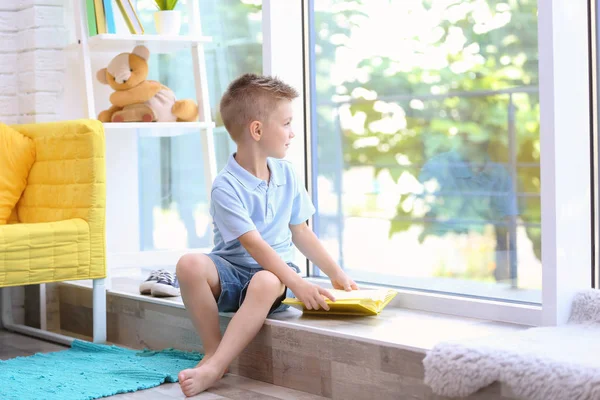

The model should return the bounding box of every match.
[0,119,107,343]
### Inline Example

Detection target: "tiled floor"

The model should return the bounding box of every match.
[0,330,326,399]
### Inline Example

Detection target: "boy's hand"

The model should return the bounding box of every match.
[330,270,359,292]
[291,280,335,311]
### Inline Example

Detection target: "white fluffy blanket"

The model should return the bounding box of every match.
[423,290,600,400]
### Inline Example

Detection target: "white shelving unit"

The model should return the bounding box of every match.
[87,33,212,52]
[104,121,216,137]
[70,1,218,280]
[66,33,213,53]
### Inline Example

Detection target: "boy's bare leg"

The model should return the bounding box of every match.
[178,270,284,397]
[176,254,222,365]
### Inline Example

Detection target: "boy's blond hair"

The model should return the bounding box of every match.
[219,73,299,141]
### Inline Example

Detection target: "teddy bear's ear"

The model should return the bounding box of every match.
[132,45,150,61]
[96,68,108,84]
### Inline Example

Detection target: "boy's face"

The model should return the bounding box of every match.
[259,100,295,159]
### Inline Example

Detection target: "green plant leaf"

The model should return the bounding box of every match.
[155,0,178,11]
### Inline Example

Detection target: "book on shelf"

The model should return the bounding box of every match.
[94,0,106,34]
[85,0,142,37]
[115,0,144,34]
[85,0,97,36]
[283,288,398,316]
[103,0,116,34]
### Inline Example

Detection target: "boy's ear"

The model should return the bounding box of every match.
[249,120,262,141]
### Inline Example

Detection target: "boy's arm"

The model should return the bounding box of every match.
[286,162,357,292]
[290,222,358,291]
[238,230,335,310]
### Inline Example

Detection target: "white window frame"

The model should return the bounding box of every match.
[262,0,311,271]
[539,0,594,325]
[263,0,595,326]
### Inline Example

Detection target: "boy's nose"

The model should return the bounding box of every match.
[290,131,295,139]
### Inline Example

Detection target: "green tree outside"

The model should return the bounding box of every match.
[312,0,540,282]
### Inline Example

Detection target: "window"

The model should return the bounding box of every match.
[129,1,262,259]
[308,0,541,303]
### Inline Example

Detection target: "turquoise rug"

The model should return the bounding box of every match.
[0,339,203,400]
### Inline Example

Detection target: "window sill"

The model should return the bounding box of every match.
[62,275,527,353]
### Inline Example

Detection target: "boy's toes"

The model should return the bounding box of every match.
[181,381,194,397]
[178,369,192,382]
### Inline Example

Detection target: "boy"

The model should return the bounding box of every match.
[176,73,358,396]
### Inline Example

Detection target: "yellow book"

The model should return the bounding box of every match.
[94,0,107,34]
[283,289,397,316]
[115,0,144,34]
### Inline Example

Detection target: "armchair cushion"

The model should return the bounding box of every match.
[0,218,90,287]
[0,123,36,224]
[7,208,19,224]
[0,119,106,287]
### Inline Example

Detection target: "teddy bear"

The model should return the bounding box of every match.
[96,45,199,123]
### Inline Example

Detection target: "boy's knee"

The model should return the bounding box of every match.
[247,271,284,299]
[176,254,209,281]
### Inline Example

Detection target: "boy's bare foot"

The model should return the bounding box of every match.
[196,355,211,368]
[178,363,224,397]
[196,355,229,373]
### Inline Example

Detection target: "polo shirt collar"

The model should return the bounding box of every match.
[267,157,286,186]
[225,154,286,190]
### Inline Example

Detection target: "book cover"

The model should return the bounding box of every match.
[103,0,117,34]
[85,0,98,37]
[110,0,130,34]
[115,0,144,34]
[283,289,398,316]
[94,0,106,34]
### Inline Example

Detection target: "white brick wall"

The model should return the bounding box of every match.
[0,0,66,124]
[0,0,65,325]
[0,53,17,74]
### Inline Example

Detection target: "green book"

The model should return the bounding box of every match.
[85,0,98,36]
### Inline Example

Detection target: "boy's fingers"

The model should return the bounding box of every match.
[304,297,313,310]
[344,283,352,291]
[312,298,321,310]
[351,282,359,290]
[319,287,336,302]
[317,295,330,311]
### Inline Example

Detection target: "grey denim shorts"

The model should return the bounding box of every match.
[206,253,299,315]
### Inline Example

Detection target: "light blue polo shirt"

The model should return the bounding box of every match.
[209,153,315,267]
